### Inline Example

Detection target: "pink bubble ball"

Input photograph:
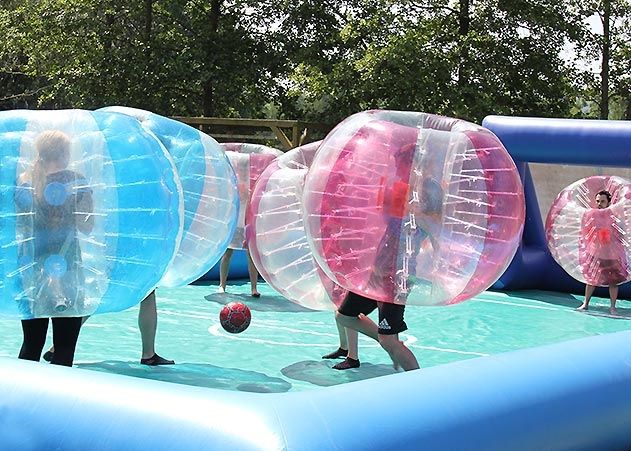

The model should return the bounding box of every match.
[546,175,631,287]
[302,110,525,306]
[247,141,347,310]
[220,143,283,249]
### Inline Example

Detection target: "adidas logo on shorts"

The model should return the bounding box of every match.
[379,318,391,330]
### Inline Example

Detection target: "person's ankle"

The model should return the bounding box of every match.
[322,347,348,359]
[332,357,360,370]
[140,353,174,365]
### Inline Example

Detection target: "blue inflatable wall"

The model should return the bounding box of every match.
[2,331,631,450]
[200,249,250,281]
[483,115,631,298]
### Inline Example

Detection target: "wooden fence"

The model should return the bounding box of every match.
[172,116,332,150]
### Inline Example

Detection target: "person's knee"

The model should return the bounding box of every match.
[222,249,234,262]
[335,311,355,327]
[378,334,399,353]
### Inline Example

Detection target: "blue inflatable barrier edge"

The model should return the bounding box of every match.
[200,249,250,281]
[2,331,631,450]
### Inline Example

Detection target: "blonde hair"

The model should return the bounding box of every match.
[32,130,71,200]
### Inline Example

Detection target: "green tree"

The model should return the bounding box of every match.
[1,0,165,110]
[279,0,585,124]
[0,0,608,123]
[155,0,285,116]
[574,0,631,119]
[0,0,286,117]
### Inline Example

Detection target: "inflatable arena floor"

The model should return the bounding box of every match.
[2,281,629,392]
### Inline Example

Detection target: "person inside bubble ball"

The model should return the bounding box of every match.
[330,213,420,372]
[577,190,623,315]
[35,137,172,366]
[324,144,420,371]
[15,130,93,367]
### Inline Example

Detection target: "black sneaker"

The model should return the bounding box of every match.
[321,347,348,359]
[140,353,175,366]
[333,357,360,370]
[43,350,54,363]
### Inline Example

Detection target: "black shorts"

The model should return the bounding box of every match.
[338,292,408,335]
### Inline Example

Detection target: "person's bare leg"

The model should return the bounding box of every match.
[138,291,174,365]
[578,284,596,310]
[346,327,359,360]
[219,249,234,293]
[330,318,360,359]
[378,334,419,371]
[139,291,157,359]
[336,311,379,341]
[609,284,619,315]
[246,250,260,297]
[337,318,348,350]
[323,314,350,359]
[331,316,362,370]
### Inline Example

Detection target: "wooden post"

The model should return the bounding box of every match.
[171,116,333,150]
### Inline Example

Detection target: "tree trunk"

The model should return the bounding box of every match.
[209,0,221,33]
[144,0,153,48]
[103,12,114,52]
[459,0,470,36]
[599,0,610,120]
[202,81,215,117]
[457,0,470,87]
[202,0,223,116]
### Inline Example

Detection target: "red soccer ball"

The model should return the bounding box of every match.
[219,302,252,334]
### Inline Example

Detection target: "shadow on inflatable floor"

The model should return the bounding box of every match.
[498,289,631,318]
[203,292,315,314]
[582,308,631,320]
[281,360,398,387]
[76,361,292,393]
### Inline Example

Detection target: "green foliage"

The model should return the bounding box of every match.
[572,0,631,119]
[0,0,285,116]
[0,0,629,123]
[280,0,586,123]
